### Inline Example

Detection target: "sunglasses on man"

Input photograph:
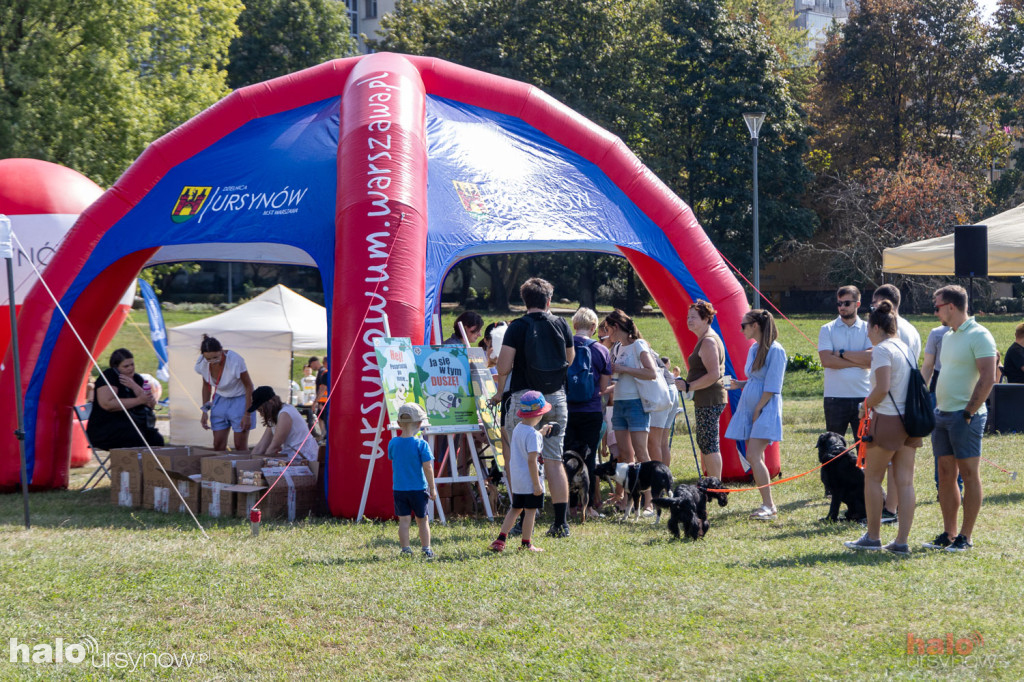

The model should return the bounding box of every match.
[837,300,857,307]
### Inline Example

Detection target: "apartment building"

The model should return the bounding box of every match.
[341,0,398,52]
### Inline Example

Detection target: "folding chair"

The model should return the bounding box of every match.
[73,403,111,491]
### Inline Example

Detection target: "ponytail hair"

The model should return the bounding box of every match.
[748,309,778,372]
[603,308,642,341]
[200,334,222,353]
[868,300,898,336]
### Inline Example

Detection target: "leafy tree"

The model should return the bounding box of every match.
[227,0,357,89]
[985,0,1024,208]
[0,0,242,187]
[813,0,992,174]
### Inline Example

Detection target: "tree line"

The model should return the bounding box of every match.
[3,0,1022,309]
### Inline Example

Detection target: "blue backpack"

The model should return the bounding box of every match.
[566,338,597,403]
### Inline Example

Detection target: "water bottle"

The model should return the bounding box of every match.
[142,379,151,393]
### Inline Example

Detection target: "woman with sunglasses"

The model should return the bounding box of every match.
[725,309,786,520]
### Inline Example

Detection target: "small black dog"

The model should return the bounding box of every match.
[562,448,590,522]
[816,432,866,522]
[593,457,674,522]
[652,477,729,540]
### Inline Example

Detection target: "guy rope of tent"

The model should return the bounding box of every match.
[9,229,210,539]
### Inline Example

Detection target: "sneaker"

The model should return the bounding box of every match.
[883,541,911,556]
[422,547,435,560]
[488,539,505,553]
[880,509,898,525]
[749,506,777,520]
[844,533,882,551]
[519,543,544,553]
[400,546,414,556]
[946,534,973,552]
[587,508,605,519]
[641,507,655,518]
[922,531,953,550]
[508,519,523,537]
[546,522,571,538]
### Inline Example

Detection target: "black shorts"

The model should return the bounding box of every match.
[511,493,544,510]
[393,489,429,518]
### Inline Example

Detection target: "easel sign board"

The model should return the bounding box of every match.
[412,345,477,429]
[466,347,504,466]
[372,337,419,427]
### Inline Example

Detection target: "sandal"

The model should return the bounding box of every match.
[488,540,505,552]
[749,506,777,520]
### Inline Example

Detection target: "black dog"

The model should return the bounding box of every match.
[593,457,674,522]
[816,432,866,522]
[652,477,728,540]
[563,449,590,522]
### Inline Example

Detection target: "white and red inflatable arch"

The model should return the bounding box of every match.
[0,53,779,511]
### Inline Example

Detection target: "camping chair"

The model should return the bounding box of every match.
[73,403,111,491]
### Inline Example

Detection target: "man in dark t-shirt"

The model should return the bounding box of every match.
[1003,323,1024,384]
[492,277,575,538]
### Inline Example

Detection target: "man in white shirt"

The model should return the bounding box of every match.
[818,286,873,440]
[869,283,922,523]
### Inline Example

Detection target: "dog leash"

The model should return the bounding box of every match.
[704,439,862,494]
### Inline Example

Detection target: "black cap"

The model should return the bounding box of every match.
[248,385,275,413]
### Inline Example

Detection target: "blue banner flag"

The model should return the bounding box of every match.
[137,278,170,382]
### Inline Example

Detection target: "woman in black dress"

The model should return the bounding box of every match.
[86,348,164,450]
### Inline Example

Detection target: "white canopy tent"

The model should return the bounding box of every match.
[882,202,1024,276]
[167,284,327,446]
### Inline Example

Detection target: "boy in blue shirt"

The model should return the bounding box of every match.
[389,403,438,559]
[489,391,554,553]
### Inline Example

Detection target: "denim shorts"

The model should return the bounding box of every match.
[611,398,650,432]
[931,409,986,459]
[393,489,429,518]
[211,394,251,432]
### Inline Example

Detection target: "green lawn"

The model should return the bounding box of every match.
[6,308,1022,679]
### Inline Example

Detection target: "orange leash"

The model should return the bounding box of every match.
[705,439,862,494]
[856,401,873,469]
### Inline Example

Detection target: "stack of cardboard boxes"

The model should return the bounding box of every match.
[108,445,323,521]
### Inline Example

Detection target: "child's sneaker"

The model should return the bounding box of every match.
[422,547,435,560]
[519,542,544,552]
[400,546,414,556]
[488,539,505,553]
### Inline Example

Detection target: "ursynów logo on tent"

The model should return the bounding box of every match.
[171,186,211,223]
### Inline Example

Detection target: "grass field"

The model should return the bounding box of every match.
[4,309,1023,679]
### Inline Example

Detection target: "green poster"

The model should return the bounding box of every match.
[412,345,478,432]
[372,337,419,426]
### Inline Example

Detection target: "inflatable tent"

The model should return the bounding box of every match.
[0,158,134,471]
[0,53,778,512]
[167,284,327,446]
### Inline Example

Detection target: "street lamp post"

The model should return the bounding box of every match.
[743,111,765,310]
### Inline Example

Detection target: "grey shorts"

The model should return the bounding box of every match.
[931,409,986,459]
[506,389,568,462]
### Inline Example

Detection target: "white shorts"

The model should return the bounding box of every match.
[648,404,678,430]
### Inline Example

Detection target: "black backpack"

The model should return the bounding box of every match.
[888,344,935,438]
[522,313,569,394]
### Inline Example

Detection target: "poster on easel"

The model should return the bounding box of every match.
[412,345,478,433]
[467,347,504,466]
[372,337,420,427]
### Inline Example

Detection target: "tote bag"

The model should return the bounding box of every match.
[633,343,673,413]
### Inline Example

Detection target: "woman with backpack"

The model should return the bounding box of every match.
[843,301,921,555]
[565,308,613,518]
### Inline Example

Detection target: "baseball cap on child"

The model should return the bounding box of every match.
[397,403,429,425]
[516,390,552,418]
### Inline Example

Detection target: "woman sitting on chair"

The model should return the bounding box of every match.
[86,348,164,450]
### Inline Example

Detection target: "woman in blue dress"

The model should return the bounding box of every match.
[725,309,786,520]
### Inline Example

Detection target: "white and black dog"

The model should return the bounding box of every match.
[594,457,674,522]
[562,448,590,522]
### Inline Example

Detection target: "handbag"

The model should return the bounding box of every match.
[633,342,674,413]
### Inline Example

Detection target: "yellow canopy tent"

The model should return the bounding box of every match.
[882,202,1024,276]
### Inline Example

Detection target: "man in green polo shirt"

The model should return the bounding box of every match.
[923,285,997,553]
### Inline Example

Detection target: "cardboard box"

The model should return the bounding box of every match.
[247,472,317,522]
[146,477,201,514]
[200,454,251,518]
[452,493,476,517]
[109,448,145,507]
[232,459,266,519]
[142,447,226,514]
